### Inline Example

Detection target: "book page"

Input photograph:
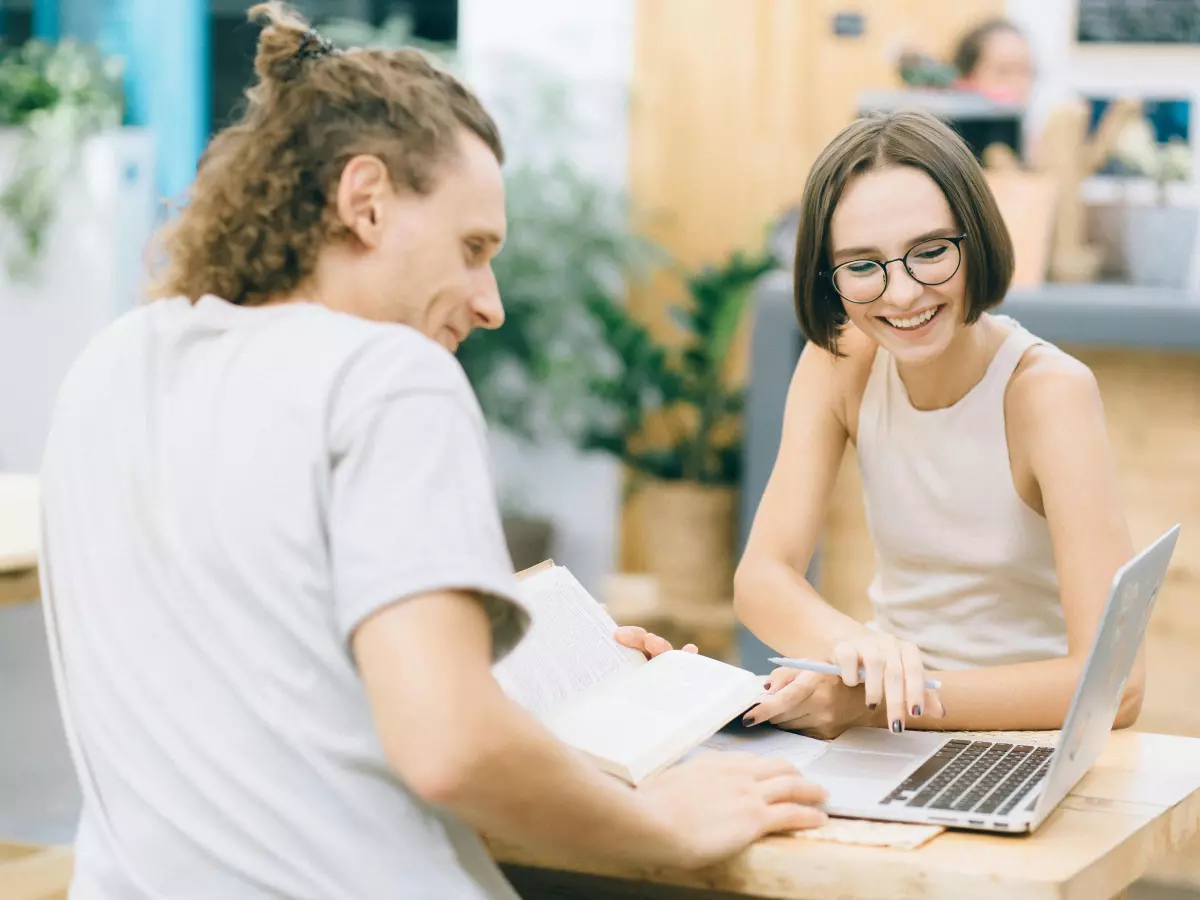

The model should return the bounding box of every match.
[493,566,646,718]
[544,650,764,780]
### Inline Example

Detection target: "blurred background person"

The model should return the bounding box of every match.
[953,18,1036,106]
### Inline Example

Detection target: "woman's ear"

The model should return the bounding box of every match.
[335,155,391,249]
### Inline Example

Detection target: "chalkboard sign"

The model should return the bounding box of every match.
[1078,0,1200,43]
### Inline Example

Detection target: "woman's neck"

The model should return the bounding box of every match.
[896,316,1002,411]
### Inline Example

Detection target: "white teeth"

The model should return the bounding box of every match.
[885,307,937,329]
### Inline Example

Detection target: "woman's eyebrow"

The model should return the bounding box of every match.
[832,228,959,261]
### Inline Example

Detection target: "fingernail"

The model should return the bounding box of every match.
[891,719,903,734]
[742,715,755,727]
[868,703,877,710]
[912,705,922,717]
[764,682,772,691]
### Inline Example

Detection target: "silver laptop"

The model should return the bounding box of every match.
[802,524,1180,834]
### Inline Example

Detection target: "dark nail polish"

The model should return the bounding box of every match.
[891,719,903,734]
[912,705,922,717]
[868,703,877,710]
[742,715,755,727]
[764,682,772,691]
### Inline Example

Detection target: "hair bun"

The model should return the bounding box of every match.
[248,2,333,86]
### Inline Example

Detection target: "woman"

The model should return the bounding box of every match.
[734,109,1139,740]
[953,18,1035,106]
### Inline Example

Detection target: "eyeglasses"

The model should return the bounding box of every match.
[824,234,968,305]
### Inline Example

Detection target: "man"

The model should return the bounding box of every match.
[37,5,826,899]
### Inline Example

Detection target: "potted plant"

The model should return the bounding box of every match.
[581,247,776,608]
[314,15,653,570]
[1110,115,1195,289]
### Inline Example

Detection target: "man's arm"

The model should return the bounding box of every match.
[352,588,827,869]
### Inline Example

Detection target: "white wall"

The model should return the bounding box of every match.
[0,130,156,474]
[457,0,635,596]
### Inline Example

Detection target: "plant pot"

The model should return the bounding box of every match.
[637,480,737,609]
[1122,204,1200,288]
[503,515,555,572]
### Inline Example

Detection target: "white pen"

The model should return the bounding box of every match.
[768,656,943,691]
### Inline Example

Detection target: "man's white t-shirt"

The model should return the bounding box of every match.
[38,296,531,899]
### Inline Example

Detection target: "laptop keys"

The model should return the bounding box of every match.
[881,740,970,805]
[881,740,1056,818]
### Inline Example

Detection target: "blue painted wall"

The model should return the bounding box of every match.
[59,0,209,209]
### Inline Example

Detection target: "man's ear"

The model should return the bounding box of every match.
[335,155,391,249]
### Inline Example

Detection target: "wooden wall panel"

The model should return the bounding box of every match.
[622,0,1004,569]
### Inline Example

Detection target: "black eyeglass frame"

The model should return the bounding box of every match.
[822,233,969,305]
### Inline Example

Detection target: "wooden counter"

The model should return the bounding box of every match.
[0,474,40,606]
[489,730,1200,900]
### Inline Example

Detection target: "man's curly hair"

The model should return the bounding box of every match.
[148,1,503,307]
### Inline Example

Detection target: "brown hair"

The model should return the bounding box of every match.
[792,109,1014,355]
[148,1,504,307]
[953,18,1024,78]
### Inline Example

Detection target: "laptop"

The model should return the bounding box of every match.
[800,524,1180,834]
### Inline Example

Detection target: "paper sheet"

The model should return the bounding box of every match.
[493,566,646,718]
[792,818,944,850]
[697,725,829,770]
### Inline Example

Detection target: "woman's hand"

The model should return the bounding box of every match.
[743,669,877,739]
[614,625,697,659]
[746,635,945,737]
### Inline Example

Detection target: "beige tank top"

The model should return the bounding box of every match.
[856,316,1068,671]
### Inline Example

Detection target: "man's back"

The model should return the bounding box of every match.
[39,296,526,899]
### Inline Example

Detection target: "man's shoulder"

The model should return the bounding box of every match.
[324,316,475,409]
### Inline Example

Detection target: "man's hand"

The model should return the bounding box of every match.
[637,752,828,867]
[614,625,697,659]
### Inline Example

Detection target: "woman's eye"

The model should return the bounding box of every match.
[914,246,947,261]
[846,261,878,276]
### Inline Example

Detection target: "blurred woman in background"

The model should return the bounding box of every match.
[953,18,1035,106]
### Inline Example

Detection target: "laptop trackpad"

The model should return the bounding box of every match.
[804,729,948,804]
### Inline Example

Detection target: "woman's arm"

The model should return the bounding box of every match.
[914,350,1141,732]
[737,335,944,733]
[734,340,868,657]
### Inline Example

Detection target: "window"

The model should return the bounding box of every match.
[208,0,458,136]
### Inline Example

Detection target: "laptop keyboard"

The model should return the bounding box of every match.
[881,739,1055,816]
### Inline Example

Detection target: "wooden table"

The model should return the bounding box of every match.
[488,731,1200,900]
[0,473,40,605]
[0,842,71,900]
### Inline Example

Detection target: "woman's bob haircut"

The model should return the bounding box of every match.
[793,109,1015,355]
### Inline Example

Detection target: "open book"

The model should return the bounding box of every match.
[493,561,768,784]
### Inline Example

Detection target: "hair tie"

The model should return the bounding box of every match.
[295,28,336,61]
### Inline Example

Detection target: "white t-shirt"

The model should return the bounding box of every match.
[38,295,531,900]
